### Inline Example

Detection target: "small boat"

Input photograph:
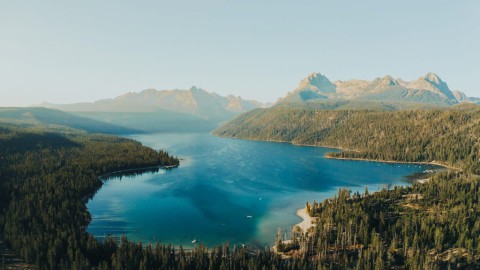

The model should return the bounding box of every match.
[192,239,198,244]
[246,215,252,219]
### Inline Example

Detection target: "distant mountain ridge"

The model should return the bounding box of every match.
[41,86,268,121]
[281,72,476,106]
[0,107,136,134]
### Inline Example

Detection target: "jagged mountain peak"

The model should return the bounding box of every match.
[453,90,468,103]
[189,85,203,92]
[376,75,399,86]
[300,72,332,86]
[278,72,337,103]
[296,72,336,93]
[413,72,446,88]
[408,72,455,100]
[423,72,442,84]
[306,72,326,79]
[281,72,460,106]
[40,87,267,120]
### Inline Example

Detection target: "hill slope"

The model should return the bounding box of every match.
[72,110,219,133]
[0,123,179,269]
[0,107,136,134]
[214,103,480,173]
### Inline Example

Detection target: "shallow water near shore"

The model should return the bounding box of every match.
[87,132,441,248]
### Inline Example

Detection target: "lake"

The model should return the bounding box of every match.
[86,132,441,248]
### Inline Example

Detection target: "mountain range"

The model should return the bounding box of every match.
[39,86,271,133]
[42,86,268,121]
[280,72,476,106]
[41,73,477,118]
[32,72,479,133]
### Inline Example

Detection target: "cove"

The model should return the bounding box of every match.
[86,132,441,248]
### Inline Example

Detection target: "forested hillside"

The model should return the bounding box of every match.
[0,125,178,269]
[277,172,480,269]
[0,124,299,269]
[1,118,480,269]
[214,103,480,173]
[0,107,137,134]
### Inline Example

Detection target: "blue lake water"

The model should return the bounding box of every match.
[86,132,440,248]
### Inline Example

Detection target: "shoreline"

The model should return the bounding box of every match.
[98,164,179,179]
[217,135,461,238]
[83,163,179,203]
[214,134,353,152]
[214,134,458,170]
[293,208,316,234]
[323,154,458,170]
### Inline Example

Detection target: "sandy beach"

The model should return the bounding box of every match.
[294,208,315,233]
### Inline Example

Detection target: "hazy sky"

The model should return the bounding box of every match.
[1,1,479,106]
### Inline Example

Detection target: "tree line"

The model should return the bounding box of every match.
[0,125,299,270]
[214,103,480,173]
[275,171,480,269]
[2,104,480,269]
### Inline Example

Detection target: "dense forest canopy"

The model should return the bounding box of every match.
[1,103,480,269]
[276,172,480,270]
[0,123,289,270]
[214,103,480,173]
[0,124,181,269]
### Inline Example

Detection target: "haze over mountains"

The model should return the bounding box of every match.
[41,72,477,118]
[0,107,137,134]
[280,72,476,106]
[28,72,479,133]
[40,86,269,133]
[42,86,267,121]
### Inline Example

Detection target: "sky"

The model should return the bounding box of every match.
[1,1,479,106]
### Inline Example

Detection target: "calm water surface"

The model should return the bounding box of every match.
[87,133,440,248]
